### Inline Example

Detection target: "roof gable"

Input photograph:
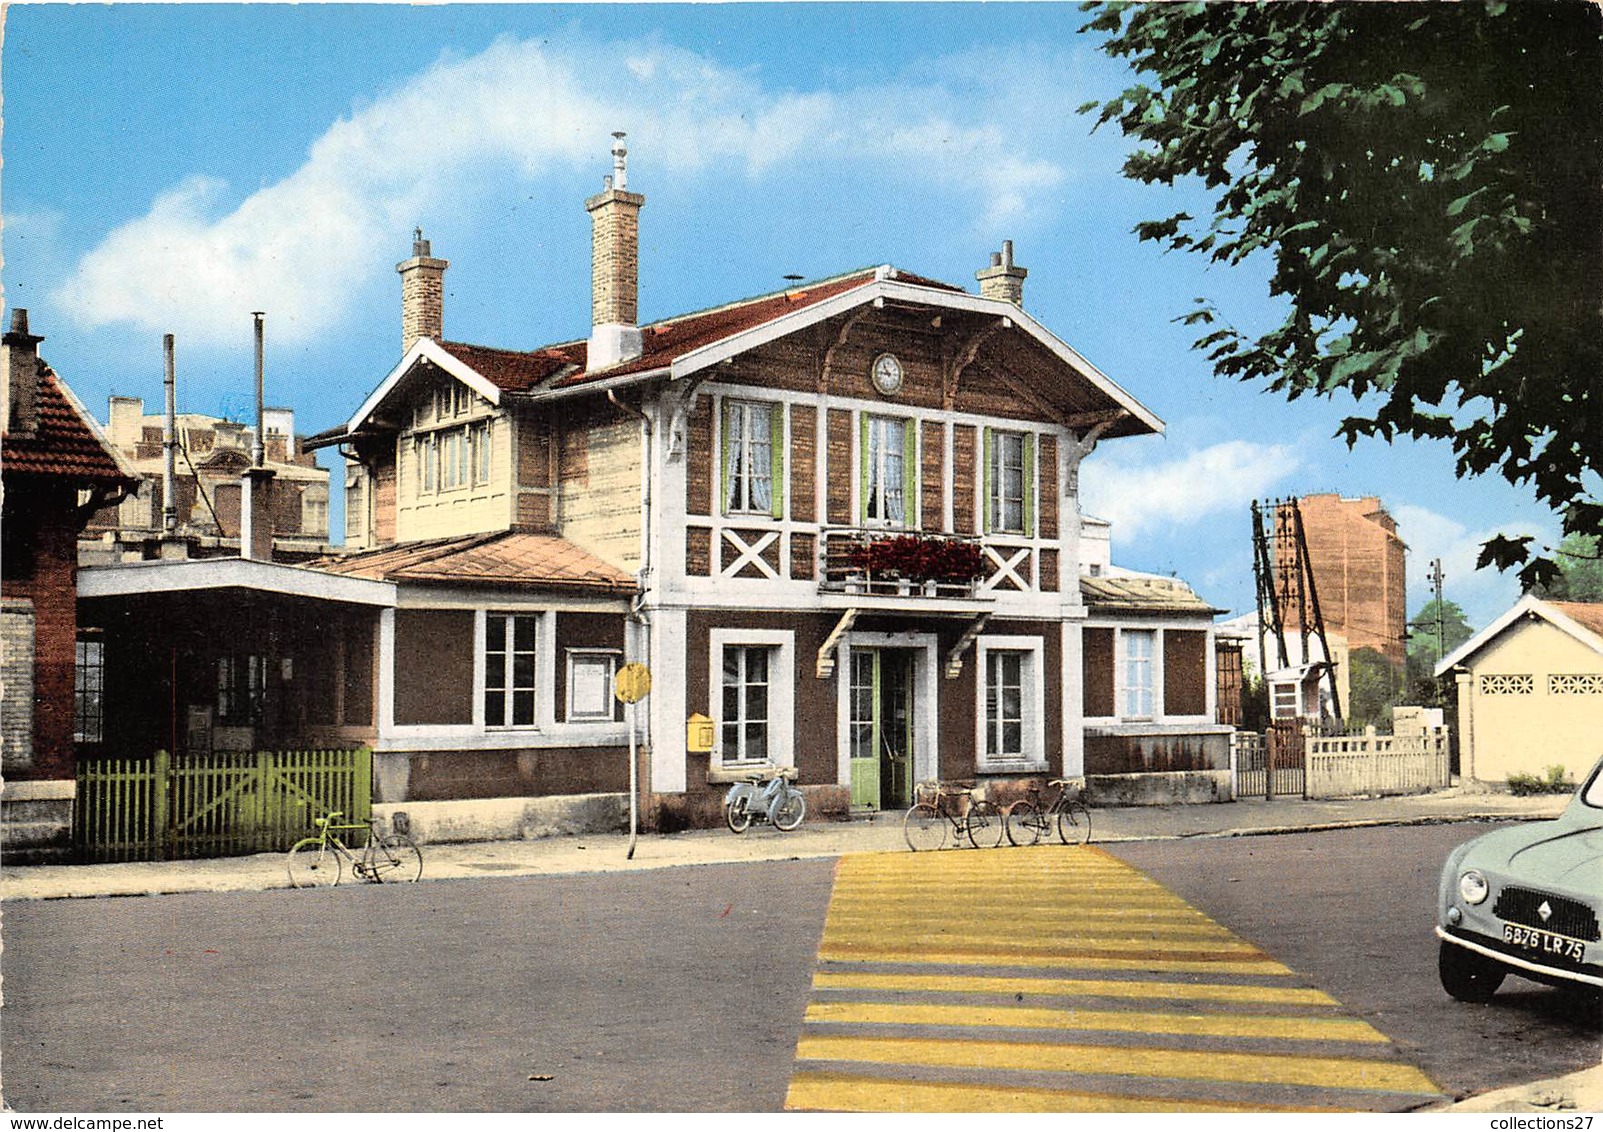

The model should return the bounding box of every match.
[2,364,135,485]
[339,264,1163,441]
[1436,594,1603,675]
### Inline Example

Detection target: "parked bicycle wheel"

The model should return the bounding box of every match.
[725,796,753,833]
[1005,799,1043,846]
[773,790,807,831]
[373,834,423,882]
[287,840,341,887]
[1057,798,1092,845]
[965,800,1005,849]
[903,803,946,851]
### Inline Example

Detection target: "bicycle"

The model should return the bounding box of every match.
[1005,778,1092,846]
[903,781,1004,851]
[287,811,423,887]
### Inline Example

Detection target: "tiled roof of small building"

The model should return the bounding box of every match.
[1080,573,1221,615]
[1551,600,1603,639]
[2,364,133,485]
[311,531,635,592]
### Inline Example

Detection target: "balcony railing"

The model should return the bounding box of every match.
[818,529,987,599]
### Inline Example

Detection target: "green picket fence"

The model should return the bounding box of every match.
[74,748,372,863]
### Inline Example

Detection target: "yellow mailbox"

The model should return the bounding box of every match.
[686,713,715,753]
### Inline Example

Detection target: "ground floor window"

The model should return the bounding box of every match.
[485,613,537,727]
[1123,629,1155,719]
[217,654,267,725]
[721,645,771,765]
[74,634,104,743]
[986,650,1026,760]
[975,635,1045,771]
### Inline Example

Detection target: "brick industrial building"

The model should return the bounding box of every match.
[1277,493,1408,668]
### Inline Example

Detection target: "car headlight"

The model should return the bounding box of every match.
[1458,869,1490,905]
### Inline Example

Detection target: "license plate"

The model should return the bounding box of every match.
[1503,922,1586,961]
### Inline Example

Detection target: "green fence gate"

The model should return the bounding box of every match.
[75,748,372,863]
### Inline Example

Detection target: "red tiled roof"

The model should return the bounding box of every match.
[311,531,635,592]
[2,364,133,485]
[434,267,965,394]
[1551,601,1603,639]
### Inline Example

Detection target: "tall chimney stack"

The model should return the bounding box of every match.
[585,132,645,371]
[3,309,44,436]
[397,228,448,356]
[976,240,1028,307]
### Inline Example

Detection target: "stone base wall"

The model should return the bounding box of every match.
[1086,769,1234,806]
[1,777,76,863]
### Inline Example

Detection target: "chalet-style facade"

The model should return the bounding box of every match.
[79,139,1228,834]
[2,310,137,855]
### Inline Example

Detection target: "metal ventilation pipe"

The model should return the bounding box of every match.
[163,333,178,534]
[252,312,266,468]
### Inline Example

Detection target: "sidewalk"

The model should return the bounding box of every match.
[2,783,1592,1113]
[1,783,1567,902]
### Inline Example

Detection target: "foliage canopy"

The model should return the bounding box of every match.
[1081,0,1603,588]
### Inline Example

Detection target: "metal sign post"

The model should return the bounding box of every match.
[614,663,651,859]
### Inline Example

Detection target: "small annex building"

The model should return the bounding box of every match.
[1436,594,1603,786]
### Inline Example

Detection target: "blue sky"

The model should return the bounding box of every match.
[1,3,1557,629]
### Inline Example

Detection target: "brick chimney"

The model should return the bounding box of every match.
[976,240,1028,306]
[397,228,448,355]
[585,132,645,370]
[2,308,44,436]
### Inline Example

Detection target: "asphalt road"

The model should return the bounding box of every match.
[1108,822,1603,1099]
[2,822,1597,1112]
[0,860,837,1111]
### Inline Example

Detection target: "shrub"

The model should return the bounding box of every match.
[1507,765,1572,795]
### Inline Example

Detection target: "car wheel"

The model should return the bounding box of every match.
[1438,940,1507,1003]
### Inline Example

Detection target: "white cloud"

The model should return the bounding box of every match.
[1389,503,1553,628]
[52,37,1093,349]
[1080,439,1303,540]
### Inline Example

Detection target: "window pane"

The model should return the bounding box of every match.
[746,684,768,723]
[485,690,505,727]
[512,654,536,691]
[745,722,768,762]
[512,690,536,726]
[485,652,505,691]
[513,615,536,652]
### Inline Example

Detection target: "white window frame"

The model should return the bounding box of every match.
[974,635,1047,773]
[863,414,909,528]
[1121,628,1157,721]
[722,399,775,516]
[471,420,493,486]
[566,649,620,723]
[989,429,1027,534]
[484,612,540,729]
[708,629,795,772]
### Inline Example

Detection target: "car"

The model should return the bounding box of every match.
[1436,755,1603,1002]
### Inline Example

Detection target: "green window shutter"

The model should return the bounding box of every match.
[769,402,785,519]
[859,413,871,523]
[1023,432,1036,538]
[902,418,918,528]
[720,400,734,514]
[981,427,994,534]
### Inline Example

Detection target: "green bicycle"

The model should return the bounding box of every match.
[287,811,423,887]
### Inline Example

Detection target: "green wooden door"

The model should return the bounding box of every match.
[849,650,879,809]
[848,650,914,811]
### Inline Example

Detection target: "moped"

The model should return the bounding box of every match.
[724,768,807,833]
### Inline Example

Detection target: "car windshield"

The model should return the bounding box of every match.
[1583,759,1603,809]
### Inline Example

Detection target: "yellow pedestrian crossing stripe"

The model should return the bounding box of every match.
[786,845,1446,1112]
